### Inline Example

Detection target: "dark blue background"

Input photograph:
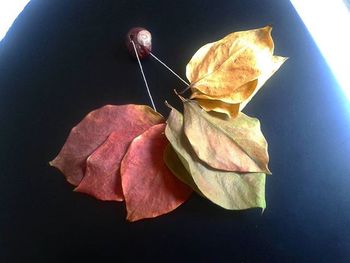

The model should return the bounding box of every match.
[1,0,350,262]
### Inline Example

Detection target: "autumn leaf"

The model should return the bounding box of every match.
[186,26,287,117]
[190,98,240,119]
[165,106,266,210]
[50,105,164,192]
[163,144,203,196]
[183,100,270,173]
[74,131,125,201]
[191,79,258,104]
[121,123,192,221]
[237,55,287,111]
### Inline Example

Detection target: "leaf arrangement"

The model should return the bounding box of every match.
[50,26,286,221]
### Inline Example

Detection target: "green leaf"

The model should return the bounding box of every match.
[164,144,203,196]
[183,100,271,173]
[165,106,266,210]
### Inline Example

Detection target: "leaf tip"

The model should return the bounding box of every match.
[172,89,188,102]
[174,90,184,101]
[173,88,179,95]
[126,215,136,222]
[266,24,273,31]
[164,100,172,109]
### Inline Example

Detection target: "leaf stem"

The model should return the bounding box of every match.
[149,52,190,87]
[131,40,157,112]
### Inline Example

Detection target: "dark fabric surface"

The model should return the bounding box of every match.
[1,0,350,262]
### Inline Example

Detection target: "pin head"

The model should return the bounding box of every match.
[126,27,152,59]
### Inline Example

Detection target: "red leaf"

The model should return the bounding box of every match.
[121,123,192,221]
[73,131,124,201]
[50,105,164,191]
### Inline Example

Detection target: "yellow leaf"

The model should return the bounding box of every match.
[190,79,258,105]
[192,98,240,119]
[186,26,287,115]
[165,106,266,210]
[238,55,287,112]
[183,100,271,173]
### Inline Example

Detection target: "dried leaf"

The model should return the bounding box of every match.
[121,123,192,221]
[237,55,287,111]
[165,107,266,210]
[191,98,240,119]
[186,26,287,116]
[163,144,202,196]
[74,131,124,201]
[50,105,164,187]
[183,100,270,173]
[190,79,258,104]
